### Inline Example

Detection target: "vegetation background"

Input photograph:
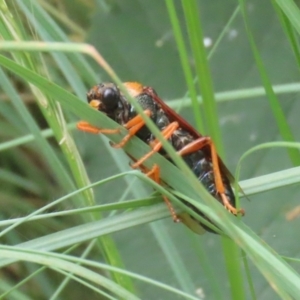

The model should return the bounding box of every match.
[0,0,300,299]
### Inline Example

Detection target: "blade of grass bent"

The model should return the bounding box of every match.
[1,45,300,298]
[0,5,134,289]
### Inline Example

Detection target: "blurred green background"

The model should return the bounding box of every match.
[1,0,300,299]
[82,1,300,298]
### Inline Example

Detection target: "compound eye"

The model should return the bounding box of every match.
[102,87,120,109]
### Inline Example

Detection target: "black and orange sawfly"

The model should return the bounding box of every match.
[77,82,244,233]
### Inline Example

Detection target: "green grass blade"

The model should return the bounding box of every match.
[180,2,245,299]
[165,0,204,133]
[272,1,300,69]
[181,0,222,150]
[0,2,135,291]
[275,0,300,35]
[239,0,300,166]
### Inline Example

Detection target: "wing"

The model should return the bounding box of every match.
[143,86,202,139]
[143,86,236,183]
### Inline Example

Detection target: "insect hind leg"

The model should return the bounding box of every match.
[177,137,244,216]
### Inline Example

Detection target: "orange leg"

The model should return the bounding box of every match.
[78,114,180,222]
[146,164,180,222]
[77,110,151,147]
[130,121,181,222]
[177,137,244,216]
[131,122,179,169]
[111,110,152,148]
[77,121,120,134]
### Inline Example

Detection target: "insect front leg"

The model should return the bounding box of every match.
[77,121,120,134]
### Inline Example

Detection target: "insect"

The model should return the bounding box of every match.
[77,82,244,233]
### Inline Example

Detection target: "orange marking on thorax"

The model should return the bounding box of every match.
[123,82,144,98]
